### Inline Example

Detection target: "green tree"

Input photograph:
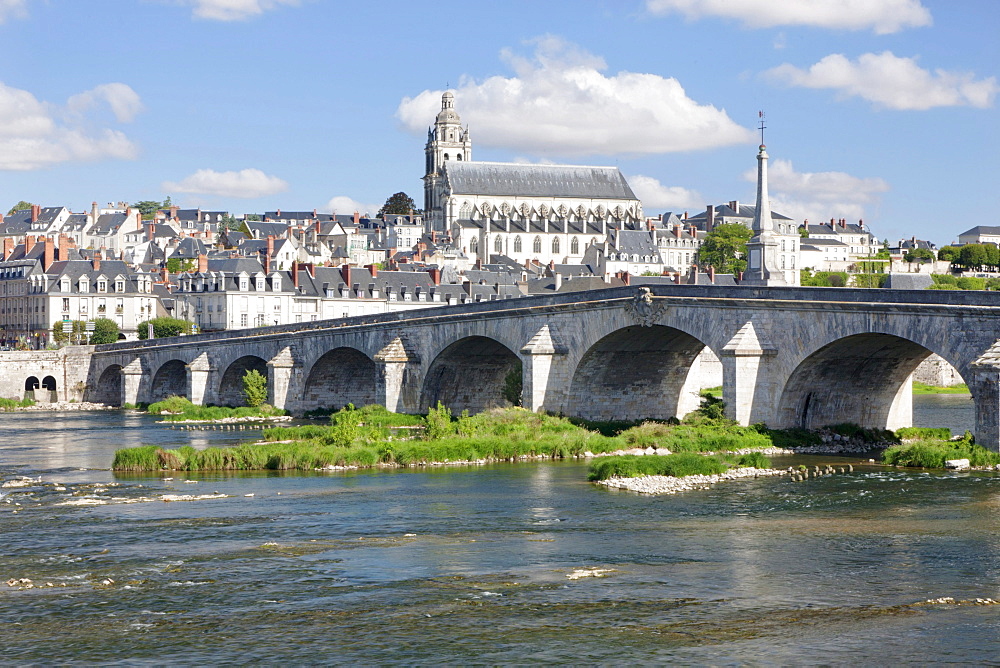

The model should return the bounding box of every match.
[904,247,935,263]
[137,316,195,340]
[798,225,809,238]
[698,223,753,275]
[245,214,261,222]
[7,200,34,216]
[166,257,195,273]
[52,319,85,344]
[89,318,120,344]
[241,369,268,408]
[958,244,988,271]
[377,192,416,219]
[937,245,960,262]
[220,213,242,231]
[132,198,172,220]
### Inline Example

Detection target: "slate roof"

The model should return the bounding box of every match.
[443,161,637,199]
[89,213,130,236]
[170,237,208,259]
[686,203,793,224]
[959,226,1000,237]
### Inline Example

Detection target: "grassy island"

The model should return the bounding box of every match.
[882,429,1000,468]
[912,382,970,395]
[142,396,286,422]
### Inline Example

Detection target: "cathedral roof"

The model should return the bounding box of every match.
[443,161,638,200]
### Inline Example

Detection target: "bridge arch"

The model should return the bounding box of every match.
[566,324,708,421]
[24,376,39,392]
[420,336,521,413]
[217,355,268,407]
[149,359,188,402]
[89,364,123,406]
[774,333,966,431]
[41,376,56,391]
[300,347,379,413]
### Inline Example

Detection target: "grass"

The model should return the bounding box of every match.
[912,382,970,395]
[147,395,285,421]
[882,436,1000,469]
[0,397,36,410]
[896,427,952,441]
[588,453,731,481]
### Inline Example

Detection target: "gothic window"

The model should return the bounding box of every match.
[514,236,522,253]
[552,237,560,254]
[533,236,541,253]
[459,201,472,219]
[571,237,579,254]
[470,237,479,255]
[494,236,503,253]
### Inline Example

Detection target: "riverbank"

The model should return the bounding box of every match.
[598,466,788,494]
[2,401,115,412]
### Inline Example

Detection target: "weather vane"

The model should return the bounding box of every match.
[758,110,766,146]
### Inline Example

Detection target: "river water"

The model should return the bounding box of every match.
[2,395,998,664]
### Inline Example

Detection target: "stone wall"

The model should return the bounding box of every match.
[913,353,964,387]
[0,348,93,402]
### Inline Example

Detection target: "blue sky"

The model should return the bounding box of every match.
[0,0,996,246]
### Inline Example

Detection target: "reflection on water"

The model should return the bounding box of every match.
[0,404,997,664]
[913,393,975,435]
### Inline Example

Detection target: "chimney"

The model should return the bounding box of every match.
[170,205,178,219]
[341,264,351,286]
[548,259,555,271]
[314,218,321,235]
[276,208,281,217]
[708,265,716,283]
[197,253,208,273]
[554,272,563,291]
[265,235,274,274]
[858,219,864,229]
[689,225,698,238]
[428,267,441,285]
[353,210,360,225]
[312,208,317,218]
[364,263,378,278]
[2,237,13,260]
[25,234,36,255]
[307,263,315,278]
[729,200,738,212]
[30,204,40,223]
[292,260,299,289]
[161,266,169,284]
[91,201,99,221]
[431,230,438,243]
[706,205,716,232]
[830,218,836,228]
[146,222,155,241]
[674,224,682,238]
[57,234,69,262]
[683,211,688,220]
[92,255,101,272]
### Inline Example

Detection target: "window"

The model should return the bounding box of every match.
[552,237,560,254]
[533,236,541,253]
[470,237,478,255]
[571,237,579,255]
[97,281,107,293]
[115,279,125,292]
[513,236,522,253]
[494,236,503,253]
[240,314,248,327]
[62,298,69,312]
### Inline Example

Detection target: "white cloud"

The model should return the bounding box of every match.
[0,0,27,24]
[765,51,998,110]
[396,35,753,157]
[325,196,379,217]
[0,81,139,170]
[646,0,931,34]
[628,175,703,210]
[67,83,144,122]
[742,158,889,223]
[186,0,299,21]
[163,168,289,198]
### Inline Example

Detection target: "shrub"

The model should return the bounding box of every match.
[882,439,1000,469]
[242,369,268,408]
[425,402,456,439]
[896,427,951,441]
[737,452,771,469]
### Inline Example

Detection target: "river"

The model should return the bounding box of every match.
[1,395,998,664]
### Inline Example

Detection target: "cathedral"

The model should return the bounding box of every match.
[422,92,643,265]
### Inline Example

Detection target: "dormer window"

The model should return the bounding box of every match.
[115,279,125,292]
[60,278,71,293]
[239,278,248,291]
[256,278,265,291]
[97,280,107,293]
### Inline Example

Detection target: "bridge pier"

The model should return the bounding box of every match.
[187,353,216,406]
[520,325,569,413]
[720,322,777,426]
[267,347,301,411]
[375,337,421,413]
[969,364,1000,451]
[121,359,144,406]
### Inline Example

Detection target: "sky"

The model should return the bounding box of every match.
[0,0,996,246]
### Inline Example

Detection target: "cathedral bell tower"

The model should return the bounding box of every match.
[423,91,472,230]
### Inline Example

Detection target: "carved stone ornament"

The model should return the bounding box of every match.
[520,202,530,217]
[557,204,568,218]
[576,204,586,219]
[625,287,666,327]
[539,204,550,218]
[596,204,606,218]
[500,202,511,216]
[613,205,624,220]
[480,201,492,216]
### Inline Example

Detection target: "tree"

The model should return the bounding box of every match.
[166,257,195,273]
[132,198,172,220]
[904,248,935,263]
[137,316,196,340]
[8,200,34,216]
[937,246,960,262]
[220,213,242,231]
[89,318,120,344]
[698,223,753,275]
[798,225,809,238]
[242,369,268,408]
[957,244,989,271]
[377,192,416,219]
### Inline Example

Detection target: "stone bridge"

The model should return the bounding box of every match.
[72,285,1000,449]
